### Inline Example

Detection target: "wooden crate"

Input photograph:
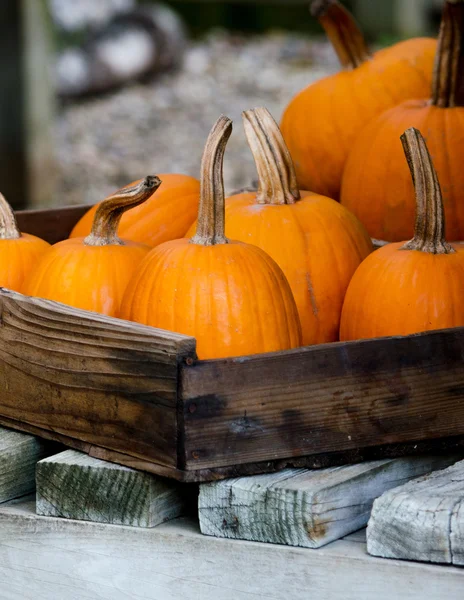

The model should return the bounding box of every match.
[0,204,463,482]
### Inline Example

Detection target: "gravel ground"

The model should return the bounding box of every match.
[55,31,337,205]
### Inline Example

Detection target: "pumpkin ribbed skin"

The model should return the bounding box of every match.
[0,234,50,293]
[281,4,435,201]
[121,238,301,359]
[70,174,200,247]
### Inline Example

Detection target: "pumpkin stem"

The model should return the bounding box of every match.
[432,0,464,108]
[191,116,232,246]
[311,0,370,70]
[400,128,454,255]
[0,193,20,240]
[242,108,300,205]
[84,176,161,247]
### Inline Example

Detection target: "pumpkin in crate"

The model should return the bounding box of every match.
[121,116,302,360]
[280,0,436,200]
[0,193,50,292]
[25,177,160,317]
[341,0,464,242]
[340,128,464,341]
[70,173,200,247]
[188,108,372,345]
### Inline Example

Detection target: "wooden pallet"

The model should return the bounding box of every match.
[0,204,463,482]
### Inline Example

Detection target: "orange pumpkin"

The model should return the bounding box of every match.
[188,108,372,345]
[340,128,464,341]
[341,0,464,242]
[280,0,436,200]
[121,116,302,360]
[70,173,200,247]
[25,177,160,317]
[0,193,50,292]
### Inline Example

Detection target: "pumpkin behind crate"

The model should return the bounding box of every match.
[340,128,464,341]
[341,0,464,242]
[121,116,302,360]
[280,0,436,200]
[188,108,372,345]
[25,177,160,318]
[0,193,50,293]
[70,173,200,247]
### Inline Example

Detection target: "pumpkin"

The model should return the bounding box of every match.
[70,173,200,247]
[341,0,464,242]
[25,177,160,317]
[121,116,302,360]
[188,108,373,345]
[0,193,50,292]
[340,128,464,341]
[280,0,436,200]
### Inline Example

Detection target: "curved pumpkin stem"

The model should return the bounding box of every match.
[242,107,300,205]
[191,115,232,246]
[84,176,161,247]
[311,0,370,70]
[432,0,464,108]
[0,193,20,240]
[400,128,454,255]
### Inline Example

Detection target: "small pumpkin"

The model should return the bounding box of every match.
[340,128,464,341]
[70,173,200,247]
[341,0,464,242]
[25,177,160,317]
[280,0,436,200]
[121,116,302,360]
[188,108,372,345]
[0,193,50,292]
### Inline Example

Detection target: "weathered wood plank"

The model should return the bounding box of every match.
[367,458,464,565]
[36,450,191,527]
[0,499,462,600]
[15,204,89,244]
[198,455,460,548]
[181,328,464,470]
[0,289,195,469]
[0,427,58,502]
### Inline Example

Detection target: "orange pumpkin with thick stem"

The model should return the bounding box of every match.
[341,0,464,242]
[280,0,436,200]
[25,177,160,317]
[340,128,464,341]
[0,193,50,292]
[70,173,200,247]
[188,108,372,345]
[121,117,302,360]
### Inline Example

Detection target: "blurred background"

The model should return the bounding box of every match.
[0,0,443,210]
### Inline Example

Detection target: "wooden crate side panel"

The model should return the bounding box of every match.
[181,328,464,470]
[0,290,196,468]
[15,205,89,243]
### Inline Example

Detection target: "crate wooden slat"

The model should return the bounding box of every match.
[0,203,463,482]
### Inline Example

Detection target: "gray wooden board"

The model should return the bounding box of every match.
[198,454,460,548]
[0,497,462,600]
[0,427,58,503]
[367,458,464,565]
[36,449,193,527]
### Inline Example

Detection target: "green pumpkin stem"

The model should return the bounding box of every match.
[84,176,161,247]
[432,0,464,108]
[311,0,371,70]
[191,116,232,246]
[243,108,300,205]
[0,193,20,240]
[400,128,454,255]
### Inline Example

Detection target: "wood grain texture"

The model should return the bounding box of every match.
[0,289,195,468]
[181,327,464,470]
[0,427,59,502]
[15,204,89,243]
[367,458,464,565]
[198,455,460,548]
[36,450,190,527]
[0,499,462,600]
